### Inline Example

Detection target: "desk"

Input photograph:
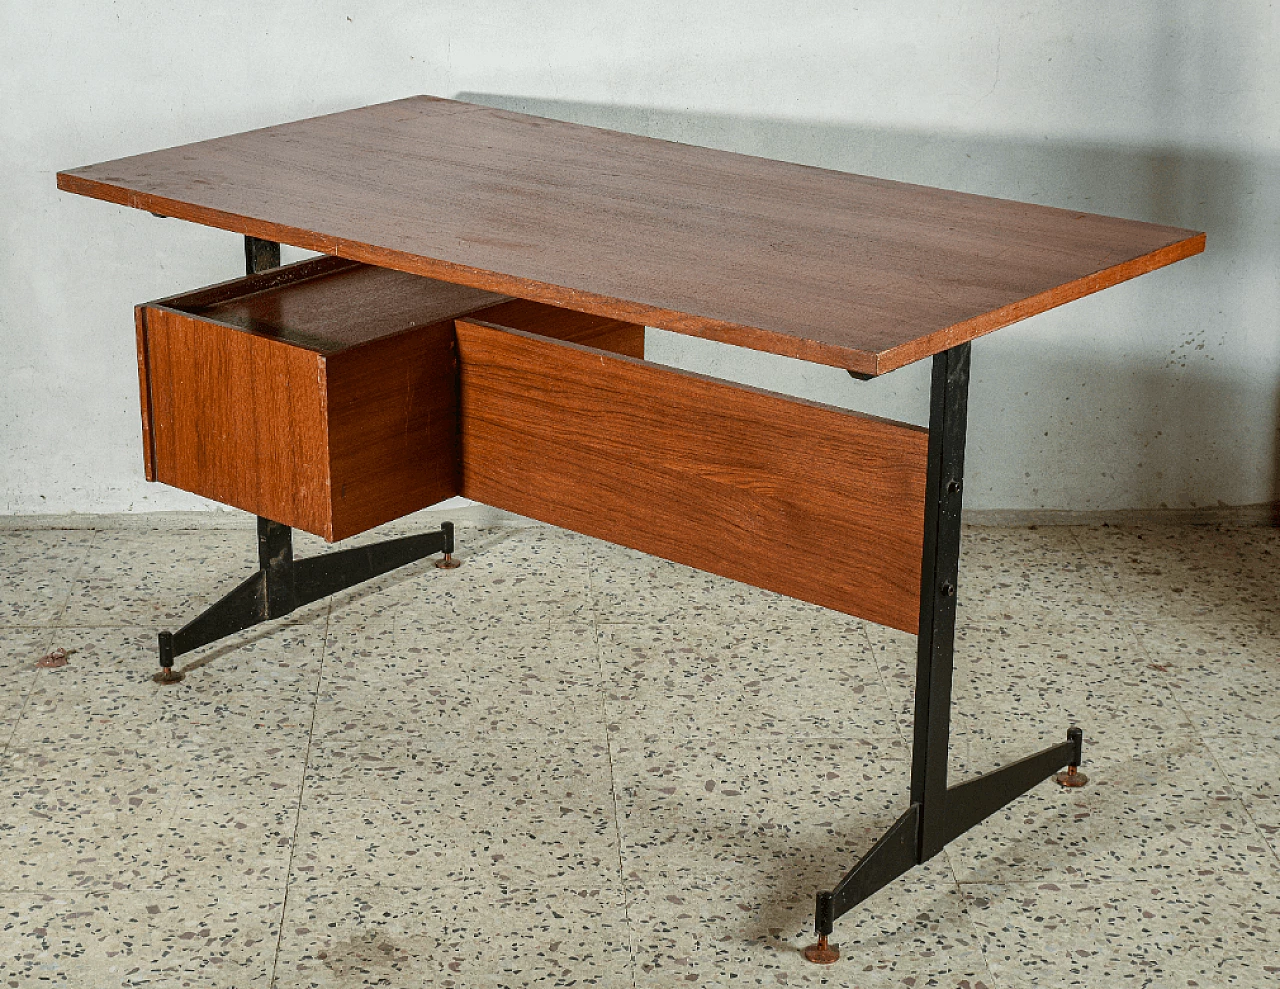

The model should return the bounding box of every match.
[57,96,1203,961]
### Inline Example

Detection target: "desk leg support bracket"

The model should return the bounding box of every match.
[154,518,457,682]
[805,342,1091,962]
[806,729,1083,963]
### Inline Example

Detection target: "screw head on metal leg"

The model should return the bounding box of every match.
[434,552,461,570]
[802,934,840,965]
[1054,764,1088,787]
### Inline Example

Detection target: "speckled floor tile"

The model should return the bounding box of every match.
[294,736,616,888]
[274,880,632,988]
[945,733,1275,884]
[966,877,1280,988]
[627,867,994,988]
[8,515,1280,984]
[12,626,323,746]
[956,525,1118,629]
[1202,733,1280,807]
[0,529,97,626]
[1072,524,1280,625]
[326,526,592,627]
[0,728,305,891]
[1136,619,1280,738]
[0,628,51,736]
[0,888,282,986]
[610,736,955,887]
[1200,733,1280,869]
[599,621,893,740]
[314,620,604,739]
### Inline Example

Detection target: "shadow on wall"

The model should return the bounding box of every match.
[455,92,1280,513]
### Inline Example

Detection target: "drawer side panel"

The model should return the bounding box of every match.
[134,306,158,481]
[324,321,462,541]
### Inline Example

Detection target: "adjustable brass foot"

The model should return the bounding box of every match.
[434,552,460,570]
[153,667,185,685]
[802,934,840,965]
[1054,764,1088,787]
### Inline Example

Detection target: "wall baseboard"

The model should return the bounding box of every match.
[2,502,1277,532]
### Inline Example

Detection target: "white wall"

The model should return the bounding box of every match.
[2,1,1276,515]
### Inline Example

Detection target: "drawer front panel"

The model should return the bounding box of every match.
[139,305,332,533]
[457,319,928,632]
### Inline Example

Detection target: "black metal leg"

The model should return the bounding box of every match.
[155,515,455,681]
[153,235,459,682]
[1054,726,1089,787]
[805,342,1087,961]
[244,235,280,275]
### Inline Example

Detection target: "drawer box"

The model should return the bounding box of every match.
[135,256,506,541]
[135,256,647,541]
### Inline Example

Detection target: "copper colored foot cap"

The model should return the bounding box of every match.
[153,668,185,685]
[434,554,461,570]
[1054,766,1088,787]
[802,935,840,964]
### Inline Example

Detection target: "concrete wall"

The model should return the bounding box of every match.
[3,1,1275,516]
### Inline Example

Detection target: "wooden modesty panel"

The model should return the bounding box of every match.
[57,96,1206,376]
[455,319,929,632]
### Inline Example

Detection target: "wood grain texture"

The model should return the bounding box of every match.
[323,324,460,540]
[58,97,1204,375]
[456,319,928,631]
[164,254,507,353]
[134,306,157,481]
[140,305,334,535]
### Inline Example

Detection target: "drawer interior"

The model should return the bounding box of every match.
[156,256,505,353]
[155,255,647,358]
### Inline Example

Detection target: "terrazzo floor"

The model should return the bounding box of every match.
[1,514,1278,987]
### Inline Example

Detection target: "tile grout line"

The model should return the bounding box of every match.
[1054,530,1280,886]
[267,603,331,989]
[589,551,640,989]
[1,628,57,759]
[50,526,98,628]
[1120,604,1268,863]
[1166,622,1280,877]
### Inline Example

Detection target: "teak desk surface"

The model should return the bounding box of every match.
[58,95,1202,376]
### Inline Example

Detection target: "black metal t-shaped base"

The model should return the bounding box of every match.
[805,344,1089,960]
[155,516,456,682]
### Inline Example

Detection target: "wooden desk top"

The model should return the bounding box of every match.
[58,96,1203,376]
